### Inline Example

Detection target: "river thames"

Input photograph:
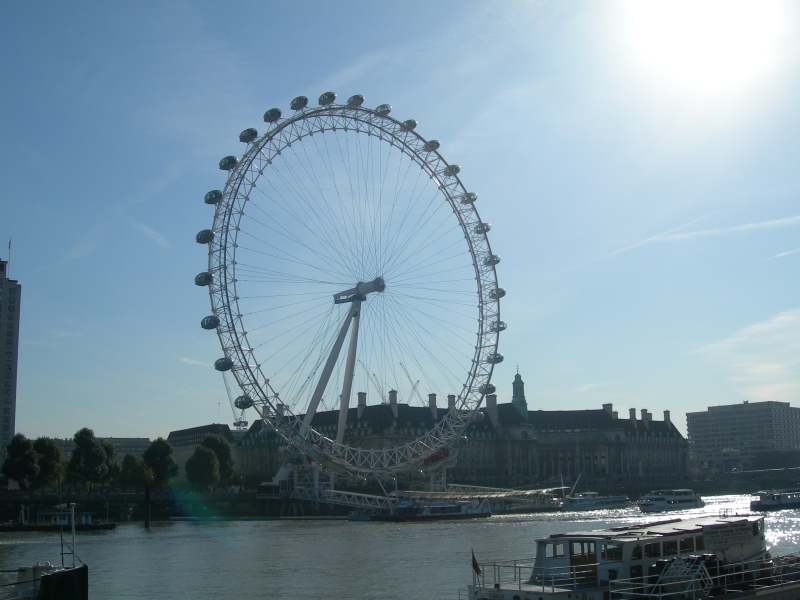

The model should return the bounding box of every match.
[1,495,799,599]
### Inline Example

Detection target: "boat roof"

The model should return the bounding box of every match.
[543,515,761,542]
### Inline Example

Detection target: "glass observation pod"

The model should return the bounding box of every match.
[194,272,213,286]
[195,229,214,244]
[484,255,501,266]
[400,119,417,131]
[444,164,461,177]
[239,128,258,143]
[263,108,282,123]
[347,94,365,107]
[474,223,491,234]
[423,140,440,152]
[490,321,507,332]
[234,395,254,410]
[489,287,506,300]
[479,384,496,395]
[318,91,336,105]
[290,95,308,110]
[486,353,504,364]
[219,156,238,171]
[214,357,233,372]
[461,192,477,204]
[200,315,220,330]
[375,104,392,116]
[204,190,223,204]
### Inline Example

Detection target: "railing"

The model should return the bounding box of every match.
[462,551,800,599]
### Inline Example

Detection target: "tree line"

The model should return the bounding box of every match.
[1,429,237,492]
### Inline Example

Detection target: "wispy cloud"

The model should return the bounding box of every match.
[769,247,800,260]
[574,383,608,392]
[67,226,106,261]
[558,214,800,275]
[693,309,800,400]
[126,216,169,249]
[180,357,209,367]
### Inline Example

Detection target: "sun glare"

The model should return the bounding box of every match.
[625,0,785,93]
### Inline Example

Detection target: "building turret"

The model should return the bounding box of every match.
[512,370,528,420]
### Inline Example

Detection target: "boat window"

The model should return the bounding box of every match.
[570,541,595,557]
[680,538,694,553]
[664,540,678,556]
[753,522,760,536]
[601,543,623,561]
[695,536,704,551]
[545,542,566,558]
[631,545,642,560]
[644,543,661,558]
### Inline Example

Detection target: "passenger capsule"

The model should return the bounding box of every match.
[239,128,258,143]
[204,190,223,204]
[400,119,417,131]
[219,156,238,171]
[214,357,234,372]
[200,315,220,330]
[486,353,504,365]
[375,104,392,116]
[258,426,277,438]
[423,140,440,152]
[234,420,249,428]
[444,164,461,177]
[474,223,491,234]
[461,192,477,204]
[479,383,496,395]
[234,395,254,410]
[194,272,213,286]
[195,229,215,244]
[263,108,282,123]
[484,254,501,266]
[318,91,336,105]
[290,95,308,110]
[490,320,507,332]
[489,287,506,300]
[347,94,365,107]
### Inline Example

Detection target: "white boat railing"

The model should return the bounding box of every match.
[460,551,800,600]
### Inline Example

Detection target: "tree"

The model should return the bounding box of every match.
[200,434,235,485]
[118,454,154,489]
[31,437,65,488]
[142,437,178,487]
[1,434,39,489]
[185,446,220,491]
[68,428,119,485]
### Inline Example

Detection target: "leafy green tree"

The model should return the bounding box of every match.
[201,434,235,485]
[118,454,154,489]
[31,437,65,488]
[185,446,220,491]
[142,437,178,487]
[1,434,39,489]
[68,428,119,485]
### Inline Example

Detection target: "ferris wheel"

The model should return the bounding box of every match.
[195,92,504,476]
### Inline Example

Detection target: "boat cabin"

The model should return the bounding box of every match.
[532,515,766,585]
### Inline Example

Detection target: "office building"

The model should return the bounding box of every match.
[0,260,21,455]
[687,400,800,472]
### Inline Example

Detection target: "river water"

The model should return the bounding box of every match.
[1,495,799,599]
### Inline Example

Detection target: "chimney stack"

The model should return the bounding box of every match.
[641,409,650,429]
[389,389,398,418]
[428,393,438,419]
[447,394,456,411]
[629,408,637,428]
[663,410,670,425]
[486,394,500,428]
[602,403,613,416]
[357,391,367,419]
[612,411,618,419]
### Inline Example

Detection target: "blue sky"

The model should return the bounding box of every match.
[1,1,799,439]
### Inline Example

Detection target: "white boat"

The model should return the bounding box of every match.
[638,489,704,512]
[463,514,796,600]
[750,489,800,511]
[561,492,630,511]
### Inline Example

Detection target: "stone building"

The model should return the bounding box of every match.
[0,260,21,456]
[167,424,238,476]
[230,372,690,488]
